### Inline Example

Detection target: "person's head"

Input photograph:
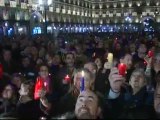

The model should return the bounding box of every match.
[31,46,38,56]
[3,49,12,62]
[39,47,46,58]
[154,80,160,114]
[52,54,61,65]
[75,45,83,54]
[2,84,17,101]
[129,69,146,92]
[84,62,97,75]
[19,81,34,98]
[75,90,101,119]
[94,58,103,70]
[97,41,104,48]
[22,56,31,68]
[11,73,25,89]
[45,53,53,67]
[153,53,160,73]
[120,53,133,70]
[65,52,75,68]
[137,43,147,59]
[73,69,94,91]
[39,64,49,78]
[129,43,136,53]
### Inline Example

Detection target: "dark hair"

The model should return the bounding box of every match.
[2,83,18,104]
[37,63,49,72]
[65,52,75,59]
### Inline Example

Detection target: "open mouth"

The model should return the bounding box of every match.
[79,107,89,113]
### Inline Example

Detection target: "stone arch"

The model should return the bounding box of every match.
[141,16,156,23]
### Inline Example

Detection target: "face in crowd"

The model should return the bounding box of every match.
[3,50,12,62]
[129,43,136,53]
[52,54,61,65]
[84,62,97,75]
[75,90,101,119]
[73,69,94,91]
[137,44,147,59]
[2,84,15,100]
[19,81,34,98]
[129,69,146,92]
[153,53,160,73]
[19,83,29,96]
[39,65,49,79]
[22,57,31,68]
[11,73,24,89]
[65,53,75,68]
[94,58,102,70]
[120,54,133,70]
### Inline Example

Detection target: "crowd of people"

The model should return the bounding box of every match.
[0,33,160,119]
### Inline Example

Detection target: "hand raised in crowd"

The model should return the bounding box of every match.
[38,88,47,99]
[144,55,152,68]
[108,67,126,92]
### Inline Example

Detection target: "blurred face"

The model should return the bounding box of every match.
[22,57,30,67]
[3,50,11,61]
[129,72,146,90]
[39,66,49,78]
[138,44,147,59]
[120,54,132,69]
[84,64,96,75]
[45,54,53,66]
[97,41,103,48]
[31,46,38,56]
[153,55,160,73]
[115,43,121,50]
[39,48,46,58]
[52,55,61,65]
[65,54,75,67]
[12,76,22,88]
[95,58,102,69]
[129,43,136,53]
[74,72,92,90]
[19,83,29,96]
[2,85,14,99]
[75,90,100,119]
[75,46,82,54]
[154,84,160,114]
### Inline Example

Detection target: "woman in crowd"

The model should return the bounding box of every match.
[0,84,18,117]
[17,80,42,119]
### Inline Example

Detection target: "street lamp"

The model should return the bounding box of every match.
[39,0,52,36]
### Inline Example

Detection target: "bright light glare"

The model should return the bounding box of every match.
[39,0,43,5]
[48,0,52,5]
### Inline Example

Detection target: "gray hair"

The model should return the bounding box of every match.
[130,68,146,82]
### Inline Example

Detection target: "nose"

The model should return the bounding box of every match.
[81,100,87,107]
[82,103,87,108]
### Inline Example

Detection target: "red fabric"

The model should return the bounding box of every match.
[34,77,44,100]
